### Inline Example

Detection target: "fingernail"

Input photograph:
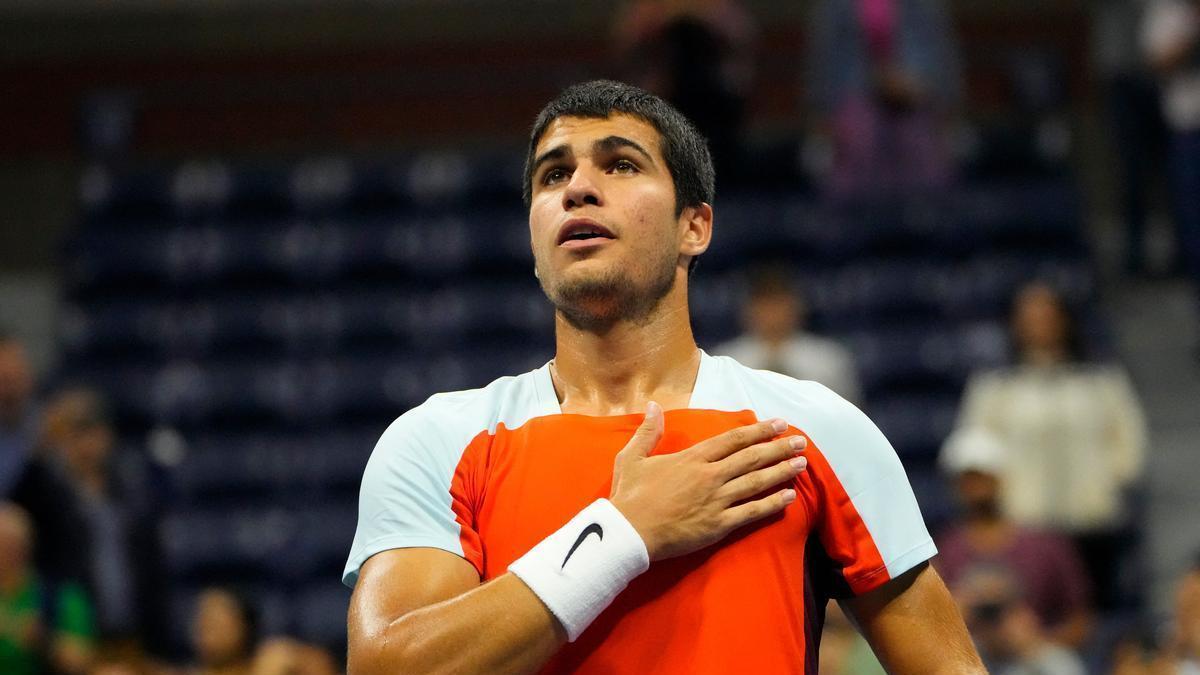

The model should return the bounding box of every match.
[771,418,787,433]
[781,489,797,504]
[647,401,661,417]
[790,435,806,450]
[789,457,807,472]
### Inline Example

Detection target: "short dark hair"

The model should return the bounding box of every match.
[523,80,715,272]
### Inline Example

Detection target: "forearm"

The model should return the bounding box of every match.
[350,573,564,675]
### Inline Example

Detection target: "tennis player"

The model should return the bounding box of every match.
[344,80,984,674]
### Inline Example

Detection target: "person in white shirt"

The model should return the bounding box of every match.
[952,281,1148,609]
[715,266,862,405]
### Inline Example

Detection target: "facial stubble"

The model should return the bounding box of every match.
[538,245,679,333]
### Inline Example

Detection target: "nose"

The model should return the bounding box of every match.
[562,164,602,210]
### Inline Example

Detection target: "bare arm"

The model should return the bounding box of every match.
[844,562,985,675]
[347,407,808,675]
[348,549,564,675]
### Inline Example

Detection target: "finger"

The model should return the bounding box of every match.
[694,418,788,462]
[618,400,664,460]
[714,434,806,482]
[721,487,798,531]
[717,455,807,504]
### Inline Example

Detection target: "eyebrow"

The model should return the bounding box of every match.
[531,135,657,177]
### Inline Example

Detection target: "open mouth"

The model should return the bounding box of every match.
[557,219,616,246]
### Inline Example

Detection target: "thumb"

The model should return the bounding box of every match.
[622,400,664,459]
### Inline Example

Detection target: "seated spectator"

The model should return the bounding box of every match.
[250,638,339,675]
[935,427,1094,649]
[954,281,1148,609]
[0,501,96,675]
[42,387,168,656]
[189,588,259,675]
[1109,551,1200,674]
[806,0,962,199]
[1169,551,1200,671]
[955,567,1087,675]
[716,266,862,404]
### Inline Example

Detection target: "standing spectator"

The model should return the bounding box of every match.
[1143,0,1200,339]
[0,502,96,675]
[614,0,757,183]
[0,332,37,496]
[715,266,862,404]
[43,388,169,658]
[2,335,92,587]
[1093,0,1170,276]
[954,282,1148,609]
[806,0,963,199]
[936,428,1094,649]
[189,588,259,675]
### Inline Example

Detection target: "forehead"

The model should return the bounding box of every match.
[534,113,664,160]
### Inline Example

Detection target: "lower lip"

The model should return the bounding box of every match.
[559,237,614,249]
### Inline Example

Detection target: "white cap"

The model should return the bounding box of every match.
[939,427,1007,476]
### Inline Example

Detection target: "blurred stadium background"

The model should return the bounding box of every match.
[1,1,1198,673]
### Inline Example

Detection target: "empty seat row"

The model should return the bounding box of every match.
[81,150,527,220]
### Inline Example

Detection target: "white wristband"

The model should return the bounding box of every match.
[508,498,650,642]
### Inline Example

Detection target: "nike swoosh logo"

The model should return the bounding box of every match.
[561,522,604,568]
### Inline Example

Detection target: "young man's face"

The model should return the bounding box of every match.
[527,113,707,328]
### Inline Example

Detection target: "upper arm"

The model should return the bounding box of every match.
[843,563,984,675]
[348,547,480,647]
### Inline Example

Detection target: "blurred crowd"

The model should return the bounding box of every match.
[4,0,1200,673]
[0,334,338,675]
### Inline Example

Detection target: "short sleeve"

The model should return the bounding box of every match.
[342,399,484,588]
[799,387,937,597]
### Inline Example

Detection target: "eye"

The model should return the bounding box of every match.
[611,159,639,174]
[542,168,570,185]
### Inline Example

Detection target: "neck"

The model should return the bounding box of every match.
[1022,346,1068,367]
[551,281,700,415]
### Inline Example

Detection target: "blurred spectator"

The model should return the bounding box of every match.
[805,0,962,199]
[1170,552,1200,671]
[250,638,339,675]
[954,282,1147,609]
[189,588,258,675]
[715,266,862,404]
[935,428,1094,649]
[1143,0,1200,333]
[0,331,37,496]
[956,567,1087,675]
[2,335,92,587]
[1093,0,1170,276]
[1109,552,1200,674]
[818,602,886,675]
[614,0,757,183]
[42,388,169,657]
[0,501,96,675]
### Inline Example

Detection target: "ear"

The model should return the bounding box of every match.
[678,202,713,261]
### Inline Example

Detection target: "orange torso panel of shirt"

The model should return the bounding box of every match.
[453,409,826,674]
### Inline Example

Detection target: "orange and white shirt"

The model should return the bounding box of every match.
[343,351,936,674]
